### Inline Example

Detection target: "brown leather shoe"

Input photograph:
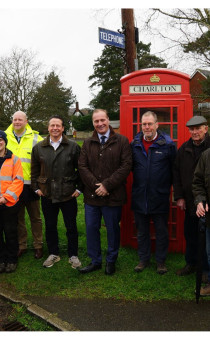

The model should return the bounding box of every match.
[34,248,43,259]
[157,262,168,275]
[17,249,27,257]
[134,261,149,272]
[200,283,210,296]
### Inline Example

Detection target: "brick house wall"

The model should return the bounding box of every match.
[190,69,210,113]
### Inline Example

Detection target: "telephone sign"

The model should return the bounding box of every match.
[99,27,125,49]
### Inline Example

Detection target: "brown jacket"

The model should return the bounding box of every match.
[78,126,132,206]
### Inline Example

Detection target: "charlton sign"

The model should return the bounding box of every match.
[129,84,182,94]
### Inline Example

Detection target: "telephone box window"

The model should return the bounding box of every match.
[173,125,178,139]
[173,107,178,122]
[159,124,170,135]
[133,125,137,137]
[133,108,138,123]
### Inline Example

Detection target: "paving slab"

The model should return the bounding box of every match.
[25,295,210,331]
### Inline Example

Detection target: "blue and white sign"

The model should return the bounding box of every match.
[99,27,125,49]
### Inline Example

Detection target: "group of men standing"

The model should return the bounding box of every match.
[130,112,210,296]
[0,108,210,297]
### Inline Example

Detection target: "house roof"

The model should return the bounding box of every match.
[68,108,85,116]
[68,102,87,116]
[191,69,210,79]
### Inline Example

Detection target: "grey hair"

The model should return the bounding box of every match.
[141,111,157,123]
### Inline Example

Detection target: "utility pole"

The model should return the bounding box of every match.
[121,8,137,74]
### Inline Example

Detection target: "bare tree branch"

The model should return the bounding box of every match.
[139,8,210,68]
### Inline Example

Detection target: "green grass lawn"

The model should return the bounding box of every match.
[0,195,207,302]
[9,303,55,331]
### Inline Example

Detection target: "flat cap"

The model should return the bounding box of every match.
[186,116,207,127]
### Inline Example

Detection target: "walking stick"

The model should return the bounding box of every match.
[195,202,206,304]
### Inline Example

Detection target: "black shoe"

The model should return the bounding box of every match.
[105,262,115,275]
[0,263,6,273]
[176,264,196,276]
[78,263,102,274]
[202,272,209,284]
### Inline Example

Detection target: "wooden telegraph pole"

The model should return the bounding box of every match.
[121,8,137,74]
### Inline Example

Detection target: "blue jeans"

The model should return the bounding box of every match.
[134,212,169,263]
[206,228,210,282]
[85,204,122,265]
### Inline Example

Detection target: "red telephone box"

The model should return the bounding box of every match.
[120,68,193,253]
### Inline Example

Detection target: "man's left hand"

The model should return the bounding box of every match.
[196,202,208,217]
[95,183,109,196]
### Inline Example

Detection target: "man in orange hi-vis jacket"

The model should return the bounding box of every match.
[0,130,24,273]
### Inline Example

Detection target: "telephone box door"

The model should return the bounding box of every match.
[121,100,188,253]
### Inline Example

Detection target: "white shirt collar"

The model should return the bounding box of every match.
[50,136,62,150]
[143,132,158,141]
[97,128,110,141]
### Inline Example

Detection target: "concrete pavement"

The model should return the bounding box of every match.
[1,285,210,331]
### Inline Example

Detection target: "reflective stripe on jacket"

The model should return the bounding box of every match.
[5,123,43,184]
[0,151,24,206]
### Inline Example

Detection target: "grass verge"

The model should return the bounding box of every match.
[0,196,208,302]
[9,303,55,331]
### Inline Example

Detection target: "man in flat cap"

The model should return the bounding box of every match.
[173,116,210,277]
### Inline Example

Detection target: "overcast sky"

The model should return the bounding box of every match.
[0,1,208,109]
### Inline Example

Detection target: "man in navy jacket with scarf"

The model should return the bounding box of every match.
[131,111,176,275]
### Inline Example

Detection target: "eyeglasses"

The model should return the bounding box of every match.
[142,122,156,127]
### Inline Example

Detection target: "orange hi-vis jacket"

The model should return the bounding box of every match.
[0,150,24,207]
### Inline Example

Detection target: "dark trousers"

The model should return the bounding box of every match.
[0,203,20,264]
[134,212,169,264]
[85,204,122,265]
[41,197,78,257]
[205,228,210,281]
[184,211,209,270]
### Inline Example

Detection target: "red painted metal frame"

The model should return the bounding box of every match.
[120,68,193,253]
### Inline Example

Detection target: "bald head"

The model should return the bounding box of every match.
[12,111,28,135]
[13,111,27,120]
